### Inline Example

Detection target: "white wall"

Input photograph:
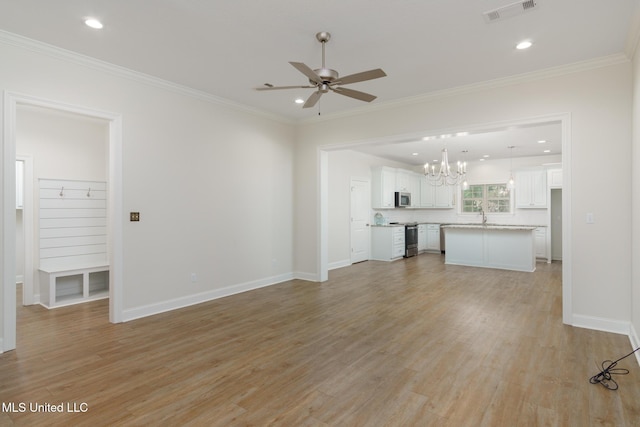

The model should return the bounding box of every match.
[0,34,295,341]
[326,149,412,267]
[296,59,633,330]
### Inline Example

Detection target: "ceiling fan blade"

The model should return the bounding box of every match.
[336,69,386,85]
[303,90,323,108]
[256,85,315,91]
[331,87,377,103]
[289,62,323,85]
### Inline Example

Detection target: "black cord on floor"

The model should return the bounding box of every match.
[589,346,640,390]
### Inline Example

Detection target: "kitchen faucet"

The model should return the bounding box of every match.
[480,208,487,225]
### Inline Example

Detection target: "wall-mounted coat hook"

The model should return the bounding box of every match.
[59,186,64,197]
[87,187,91,197]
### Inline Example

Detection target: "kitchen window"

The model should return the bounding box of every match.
[462,184,512,213]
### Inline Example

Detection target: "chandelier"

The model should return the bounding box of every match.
[424,149,468,187]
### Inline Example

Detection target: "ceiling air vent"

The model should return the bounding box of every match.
[483,0,539,23]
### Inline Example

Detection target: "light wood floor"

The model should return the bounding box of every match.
[1,255,639,426]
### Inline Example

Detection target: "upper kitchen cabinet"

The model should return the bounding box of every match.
[372,166,454,209]
[548,168,562,188]
[395,169,412,192]
[419,179,453,208]
[515,169,547,208]
[371,166,396,208]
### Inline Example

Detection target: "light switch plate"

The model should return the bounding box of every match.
[130,212,140,221]
[586,212,594,224]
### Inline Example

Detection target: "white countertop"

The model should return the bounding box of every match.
[441,224,538,231]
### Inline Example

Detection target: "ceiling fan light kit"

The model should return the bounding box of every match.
[256,32,386,109]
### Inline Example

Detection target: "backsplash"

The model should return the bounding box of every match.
[372,207,548,226]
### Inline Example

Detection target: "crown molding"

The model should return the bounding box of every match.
[0,30,293,125]
[0,30,630,128]
[299,53,631,125]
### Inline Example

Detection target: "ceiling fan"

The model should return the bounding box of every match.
[256,31,387,108]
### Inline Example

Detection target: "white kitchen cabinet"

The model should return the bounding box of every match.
[548,168,562,188]
[418,224,427,251]
[419,180,453,208]
[371,166,397,208]
[371,226,405,261]
[373,166,453,209]
[435,185,453,208]
[419,179,435,207]
[426,224,441,252]
[395,169,412,192]
[535,227,547,259]
[515,169,547,208]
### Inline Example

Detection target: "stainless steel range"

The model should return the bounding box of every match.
[404,223,418,257]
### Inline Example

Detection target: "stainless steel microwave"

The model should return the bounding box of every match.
[394,191,411,207]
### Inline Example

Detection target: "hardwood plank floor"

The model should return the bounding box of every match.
[1,255,639,426]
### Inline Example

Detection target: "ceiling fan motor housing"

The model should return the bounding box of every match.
[311,68,338,86]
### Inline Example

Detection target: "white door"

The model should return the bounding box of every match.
[350,178,370,263]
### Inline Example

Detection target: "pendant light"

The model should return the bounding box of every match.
[507,145,515,190]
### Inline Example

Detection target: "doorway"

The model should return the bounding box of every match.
[2,92,123,352]
[318,113,572,324]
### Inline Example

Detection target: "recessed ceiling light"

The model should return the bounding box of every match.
[412,152,419,156]
[479,158,485,162]
[456,132,469,137]
[543,149,551,153]
[294,98,304,104]
[537,140,547,144]
[483,154,490,158]
[516,40,532,50]
[84,18,103,29]
[422,136,434,141]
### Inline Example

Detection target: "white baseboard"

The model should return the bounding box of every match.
[572,314,630,336]
[328,259,351,270]
[0,338,3,354]
[293,271,319,282]
[630,323,640,367]
[122,272,294,322]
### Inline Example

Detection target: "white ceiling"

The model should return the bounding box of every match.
[355,121,562,167]
[0,0,636,162]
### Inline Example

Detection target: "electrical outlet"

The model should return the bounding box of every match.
[190,273,197,283]
[586,213,594,224]
[130,212,140,221]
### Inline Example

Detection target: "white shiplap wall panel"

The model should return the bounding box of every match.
[40,217,107,228]
[40,208,107,219]
[39,179,108,270]
[40,226,107,239]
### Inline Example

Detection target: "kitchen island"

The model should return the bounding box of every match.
[441,224,537,272]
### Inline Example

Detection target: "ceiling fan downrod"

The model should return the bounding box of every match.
[316,32,331,69]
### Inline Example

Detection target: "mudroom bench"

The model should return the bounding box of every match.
[39,264,109,308]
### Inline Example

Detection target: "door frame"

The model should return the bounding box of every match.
[2,91,123,352]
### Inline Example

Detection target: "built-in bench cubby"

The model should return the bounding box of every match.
[39,264,109,308]
[38,178,109,308]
